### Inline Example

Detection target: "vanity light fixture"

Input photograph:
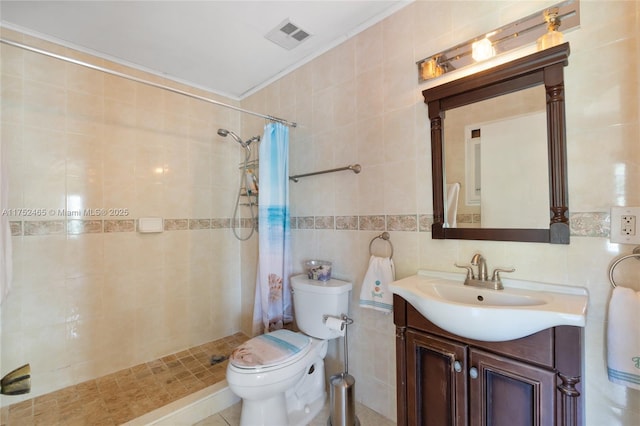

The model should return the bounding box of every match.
[417,0,579,83]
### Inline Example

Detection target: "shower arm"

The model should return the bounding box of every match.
[289,164,361,183]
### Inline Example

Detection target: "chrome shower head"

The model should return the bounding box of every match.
[217,128,246,147]
[245,135,261,146]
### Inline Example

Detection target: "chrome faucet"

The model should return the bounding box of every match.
[455,253,515,290]
[471,253,488,281]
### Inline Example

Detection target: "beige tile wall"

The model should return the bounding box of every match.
[0,28,249,405]
[242,1,640,423]
[1,1,639,424]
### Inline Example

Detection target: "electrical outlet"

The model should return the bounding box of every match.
[621,215,636,236]
[611,206,640,244]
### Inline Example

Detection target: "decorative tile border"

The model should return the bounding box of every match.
[24,220,65,236]
[297,217,314,229]
[314,216,334,230]
[68,219,102,234]
[9,221,22,236]
[387,215,417,232]
[211,218,231,229]
[336,216,358,230]
[189,219,211,230]
[104,219,135,233]
[164,219,189,231]
[419,214,433,232]
[7,212,610,237]
[359,215,385,231]
[570,212,610,237]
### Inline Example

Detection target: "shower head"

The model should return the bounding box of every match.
[217,128,246,147]
[246,135,261,145]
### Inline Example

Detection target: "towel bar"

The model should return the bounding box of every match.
[608,246,640,288]
[369,232,393,259]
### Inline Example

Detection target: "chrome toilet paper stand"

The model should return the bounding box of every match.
[323,314,360,426]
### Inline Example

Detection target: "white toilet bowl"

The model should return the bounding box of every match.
[226,275,352,426]
[226,331,328,426]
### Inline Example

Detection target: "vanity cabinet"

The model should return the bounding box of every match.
[394,295,583,426]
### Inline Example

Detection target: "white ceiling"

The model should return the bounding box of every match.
[0,0,411,100]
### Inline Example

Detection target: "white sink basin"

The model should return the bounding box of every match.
[389,270,588,342]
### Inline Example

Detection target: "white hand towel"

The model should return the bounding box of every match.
[359,255,395,313]
[607,286,640,390]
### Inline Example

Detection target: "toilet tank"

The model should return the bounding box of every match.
[291,274,352,340]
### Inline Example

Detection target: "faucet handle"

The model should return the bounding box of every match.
[491,267,515,281]
[455,263,475,280]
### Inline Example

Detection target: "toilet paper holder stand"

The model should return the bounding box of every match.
[323,314,353,331]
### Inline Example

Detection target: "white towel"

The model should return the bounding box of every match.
[359,255,395,313]
[607,286,640,390]
[446,182,460,227]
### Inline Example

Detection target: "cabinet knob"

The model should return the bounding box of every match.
[454,361,462,373]
[469,367,479,379]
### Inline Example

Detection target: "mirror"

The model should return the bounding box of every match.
[444,86,549,229]
[424,42,570,244]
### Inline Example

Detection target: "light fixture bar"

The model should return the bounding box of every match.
[417,0,579,82]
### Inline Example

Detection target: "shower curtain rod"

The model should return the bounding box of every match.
[0,38,297,128]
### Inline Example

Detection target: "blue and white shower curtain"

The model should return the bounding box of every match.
[252,122,292,335]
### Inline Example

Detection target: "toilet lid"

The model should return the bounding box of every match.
[230,329,312,369]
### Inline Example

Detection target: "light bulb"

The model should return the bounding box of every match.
[472,37,494,62]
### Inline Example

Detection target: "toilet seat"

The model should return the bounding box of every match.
[230,329,312,371]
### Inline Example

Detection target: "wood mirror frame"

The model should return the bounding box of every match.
[424,42,570,244]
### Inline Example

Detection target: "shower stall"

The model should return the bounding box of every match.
[0,31,288,418]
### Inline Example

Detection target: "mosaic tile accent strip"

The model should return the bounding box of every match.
[359,215,385,231]
[104,219,136,233]
[314,216,335,230]
[456,214,474,225]
[336,216,358,230]
[164,219,189,231]
[387,215,417,231]
[67,219,103,235]
[211,218,231,229]
[241,218,257,229]
[570,212,610,237]
[6,212,611,238]
[9,221,22,236]
[189,219,211,230]
[297,216,315,230]
[419,214,434,232]
[23,220,65,236]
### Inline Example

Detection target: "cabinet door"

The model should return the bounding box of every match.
[407,330,468,426]
[469,349,556,426]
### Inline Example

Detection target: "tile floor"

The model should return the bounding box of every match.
[1,333,249,425]
[194,399,396,426]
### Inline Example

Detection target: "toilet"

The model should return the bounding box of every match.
[226,274,352,426]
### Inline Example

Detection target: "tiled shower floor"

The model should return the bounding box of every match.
[1,333,249,425]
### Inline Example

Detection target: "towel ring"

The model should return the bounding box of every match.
[608,246,640,288]
[369,232,393,259]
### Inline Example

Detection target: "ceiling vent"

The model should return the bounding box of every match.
[265,19,311,50]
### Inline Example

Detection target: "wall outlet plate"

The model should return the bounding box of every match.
[610,206,640,244]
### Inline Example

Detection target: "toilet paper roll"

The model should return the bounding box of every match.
[325,316,346,336]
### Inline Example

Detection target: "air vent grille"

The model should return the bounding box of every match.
[265,19,312,50]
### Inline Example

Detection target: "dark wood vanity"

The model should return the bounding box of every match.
[394,295,583,426]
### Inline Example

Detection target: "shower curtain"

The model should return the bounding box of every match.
[252,122,292,335]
